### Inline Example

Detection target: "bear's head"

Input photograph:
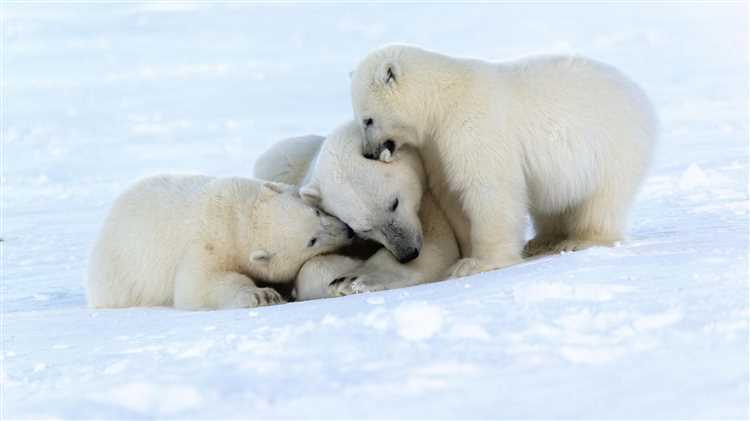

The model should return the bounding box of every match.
[247,181,354,282]
[299,121,425,263]
[350,44,434,162]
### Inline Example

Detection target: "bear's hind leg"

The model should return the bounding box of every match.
[553,185,632,253]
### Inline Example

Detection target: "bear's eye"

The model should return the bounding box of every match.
[315,209,321,217]
[307,238,317,247]
[390,198,399,212]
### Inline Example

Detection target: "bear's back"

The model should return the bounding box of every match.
[87,175,213,308]
[253,135,325,186]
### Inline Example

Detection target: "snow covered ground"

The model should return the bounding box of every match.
[2,2,748,418]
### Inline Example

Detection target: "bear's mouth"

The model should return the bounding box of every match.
[383,139,396,154]
[363,139,397,161]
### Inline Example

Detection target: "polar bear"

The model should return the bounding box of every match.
[253,121,459,298]
[350,45,658,277]
[87,175,353,309]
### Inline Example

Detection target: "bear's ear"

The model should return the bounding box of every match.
[262,181,292,195]
[250,249,270,263]
[299,182,321,206]
[378,61,400,86]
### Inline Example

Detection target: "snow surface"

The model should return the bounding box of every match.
[2,3,748,419]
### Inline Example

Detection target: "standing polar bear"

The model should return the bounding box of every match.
[254,121,459,298]
[88,175,352,310]
[351,45,657,277]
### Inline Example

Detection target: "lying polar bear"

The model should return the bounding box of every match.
[254,121,459,298]
[351,45,658,278]
[87,175,353,309]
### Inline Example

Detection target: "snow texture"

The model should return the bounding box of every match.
[2,3,748,419]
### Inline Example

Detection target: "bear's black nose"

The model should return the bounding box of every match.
[363,118,374,127]
[398,248,420,263]
[383,139,396,154]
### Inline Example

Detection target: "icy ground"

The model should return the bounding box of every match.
[2,3,748,419]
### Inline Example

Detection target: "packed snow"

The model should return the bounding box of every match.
[3,3,748,418]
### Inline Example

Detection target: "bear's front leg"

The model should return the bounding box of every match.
[327,249,418,296]
[328,269,397,296]
[446,184,526,278]
[295,255,363,301]
[178,270,285,310]
[226,277,285,309]
[174,250,285,310]
[175,269,284,310]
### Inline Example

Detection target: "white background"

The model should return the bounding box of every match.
[3,2,748,418]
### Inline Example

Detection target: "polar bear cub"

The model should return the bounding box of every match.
[87,175,352,310]
[351,45,658,277]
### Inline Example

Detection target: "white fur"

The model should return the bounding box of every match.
[351,45,658,277]
[253,134,325,185]
[294,255,361,301]
[87,175,352,309]
[253,121,460,298]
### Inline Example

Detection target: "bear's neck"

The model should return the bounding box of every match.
[411,51,479,144]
